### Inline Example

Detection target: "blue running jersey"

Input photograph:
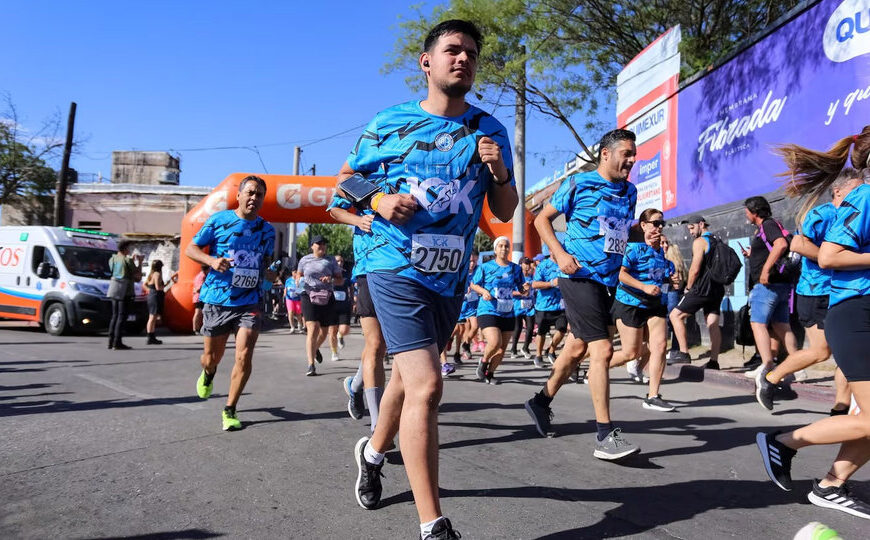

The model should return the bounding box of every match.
[327,192,374,279]
[533,258,563,312]
[514,274,536,316]
[284,277,301,300]
[796,203,836,297]
[615,242,674,309]
[549,170,637,287]
[826,184,870,306]
[193,210,276,307]
[346,100,514,296]
[472,259,525,317]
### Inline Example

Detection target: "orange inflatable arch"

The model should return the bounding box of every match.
[165,173,541,332]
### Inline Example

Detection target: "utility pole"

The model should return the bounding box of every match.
[53,102,76,226]
[511,49,526,262]
[289,146,301,266]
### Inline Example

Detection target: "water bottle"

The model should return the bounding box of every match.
[260,260,283,292]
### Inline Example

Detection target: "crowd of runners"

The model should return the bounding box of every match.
[174,18,870,539]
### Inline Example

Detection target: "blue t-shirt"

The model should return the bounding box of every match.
[284,277,301,300]
[193,210,276,307]
[514,274,536,316]
[459,268,480,319]
[327,191,376,279]
[549,170,637,287]
[472,259,525,317]
[796,203,836,297]
[533,258,563,312]
[346,100,514,297]
[825,184,870,307]
[615,242,674,309]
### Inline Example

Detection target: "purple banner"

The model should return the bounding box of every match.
[671,0,870,218]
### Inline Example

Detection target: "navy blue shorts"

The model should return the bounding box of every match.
[367,272,463,354]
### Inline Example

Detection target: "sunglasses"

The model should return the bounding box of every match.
[645,220,666,228]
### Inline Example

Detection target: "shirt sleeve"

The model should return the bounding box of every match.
[762,219,785,244]
[549,177,576,216]
[192,215,216,247]
[621,244,638,269]
[665,260,675,278]
[346,115,383,175]
[472,264,485,287]
[826,195,868,250]
[327,192,353,212]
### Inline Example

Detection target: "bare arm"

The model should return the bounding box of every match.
[185,243,231,273]
[760,237,788,285]
[532,279,556,290]
[818,241,870,270]
[480,137,518,222]
[469,283,493,301]
[329,205,374,233]
[534,203,581,274]
[685,238,707,291]
[336,160,417,225]
[790,235,819,261]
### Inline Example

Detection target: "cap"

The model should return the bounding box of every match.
[519,257,532,264]
[533,253,547,261]
[680,214,706,225]
[309,234,327,246]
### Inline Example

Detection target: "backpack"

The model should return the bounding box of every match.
[705,236,742,285]
[758,220,801,284]
[735,304,755,347]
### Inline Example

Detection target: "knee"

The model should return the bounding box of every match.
[621,345,641,359]
[648,339,666,354]
[408,378,443,407]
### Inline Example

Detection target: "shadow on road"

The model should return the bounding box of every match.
[84,528,224,539]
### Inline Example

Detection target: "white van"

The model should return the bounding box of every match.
[0,226,147,335]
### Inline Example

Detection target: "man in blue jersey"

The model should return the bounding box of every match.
[185,175,277,431]
[337,20,517,540]
[525,129,641,461]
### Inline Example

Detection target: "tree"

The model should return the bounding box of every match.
[297,223,355,265]
[386,0,802,161]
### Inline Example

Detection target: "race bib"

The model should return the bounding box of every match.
[598,216,630,255]
[410,234,464,273]
[334,290,347,302]
[559,298,566,309]
[231,267,259,289]
[521,298,534,310]
[465,290,479,302]
[494,287,513,313]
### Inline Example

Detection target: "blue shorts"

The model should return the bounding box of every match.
[749,283,791,325]
[367,272,463,354]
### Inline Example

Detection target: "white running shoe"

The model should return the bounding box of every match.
[331,352,340,362]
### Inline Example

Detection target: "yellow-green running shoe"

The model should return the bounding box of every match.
[222,409,241,431]
[196,370,213,399]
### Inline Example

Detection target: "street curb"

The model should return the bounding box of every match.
[664,363,836,404]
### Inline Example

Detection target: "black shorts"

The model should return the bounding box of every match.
[796,294,828,329]
[147,291,165,316]
[478,314,516,332]
[301,294,338,327]
[825,295,870,382]
[201,303,261,337]
[356,275,377,319]
[560,277,614,342]
[611,300,667,329]
[194,301,204,309]
[676,289,724,316]
[334,307,351,326]
[535,310,567,336]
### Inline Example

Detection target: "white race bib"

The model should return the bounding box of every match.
[494,287,513,313]
[334,290,347,302]
[598,216,630,255]
[521,298,534,310]
[410,234,464,273]
[231,267,259,289]
[559,298,566,309]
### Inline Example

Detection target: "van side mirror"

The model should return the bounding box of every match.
[36,262,51,279]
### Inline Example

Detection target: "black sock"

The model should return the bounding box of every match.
[224,405,235,416]
[596,422,614,441]
[534,388,553,407]
[462,342,471,353]
[203,369,216,386]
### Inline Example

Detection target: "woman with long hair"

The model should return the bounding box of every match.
[144,259,178,345]
[661,234,687,360]
[757,126,870,519]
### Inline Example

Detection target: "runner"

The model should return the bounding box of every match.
[525,128,641,462]
[341,19,516,539]
[509,256,536,360]
[608,209,676,412]
[469,236,528,384]
[328,254,353,361]
[191,264,208,333]
[531,254,567,368]
[297,235,344,376]
[284,269,304,333]
[757,128,870,519]
[457,252,480,362]
[755,168,862,411]
[186,175,277,431]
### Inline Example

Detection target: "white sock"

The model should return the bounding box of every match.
[363,440,384,465]
[420,517,445,538]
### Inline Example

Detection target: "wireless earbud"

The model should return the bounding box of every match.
[423,61,429,67]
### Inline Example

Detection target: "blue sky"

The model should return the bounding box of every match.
[5,1,608,191]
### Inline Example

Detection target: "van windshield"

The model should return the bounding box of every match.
[56,246,115,279]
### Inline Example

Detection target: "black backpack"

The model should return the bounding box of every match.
[735,304,755,347]
[705,236,742,285]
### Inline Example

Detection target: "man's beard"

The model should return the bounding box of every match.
[439,79,472,99]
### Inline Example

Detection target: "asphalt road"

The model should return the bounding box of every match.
[1,323,867,539]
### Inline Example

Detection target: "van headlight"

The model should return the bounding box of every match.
[69,281,105,297]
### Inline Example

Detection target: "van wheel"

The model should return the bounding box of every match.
[44,303,68,336]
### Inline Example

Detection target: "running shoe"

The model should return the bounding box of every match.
[807,479,870,519]
[546,352,556,365]
[830,407,849,416]
[476,360,487,381]
[755,366,776,411]
[626,360,649,384]
[338,335,345,350]
[344,376,364,420]
[306,365,316,377]
[706,360,720,370]
[196,370,213,399]
[792,522,843,540]
[331,352,340,362]
[524,397,556,438]
[221,409,241,431]
[593,428,640,460]
[452,352,463,365]
[521,347,531,359]
[315,349,323,364]
[744,364,765,379]
[567,365,580,383]
[354,436,384,510]
[421,517,462,540]
[510,350,518,359]
[642,395,676,412]
[441,363,456,377]
[755,431,796,491]
[533,356,544,369]
[667,351,691,364]
[486,374,498,385]
[743,353,762,371]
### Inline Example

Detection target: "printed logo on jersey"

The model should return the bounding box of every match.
[434,133,455,152]
[407,176,476,214]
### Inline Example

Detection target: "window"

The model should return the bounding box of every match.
[31,246,56,274]
[77,221,102,231]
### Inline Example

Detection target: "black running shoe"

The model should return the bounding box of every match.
[315,349,323,364]
[421,517,462,539]
[755,368,775,411]
[705,360,720,370]
[344,376,364,420]
[830,407,849,416]
[354,437,384,510]
[807,479,870,519]
[755,431,796,491]
[524,397,555,438]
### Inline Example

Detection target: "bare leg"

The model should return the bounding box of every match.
[360,317,386,389]
[305,321,322,366]
[767,325,830,384]
[586,337,615,424]
[544,334,587,398]
[645,317,667,397]
[488,330,514,373]
[833,368,851,412]
[226,327,258,408]
[201,334,229,373]
[669,309,690,353]
[609,321,643,368]
[750,322,775,369]
[705,313,721,362]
